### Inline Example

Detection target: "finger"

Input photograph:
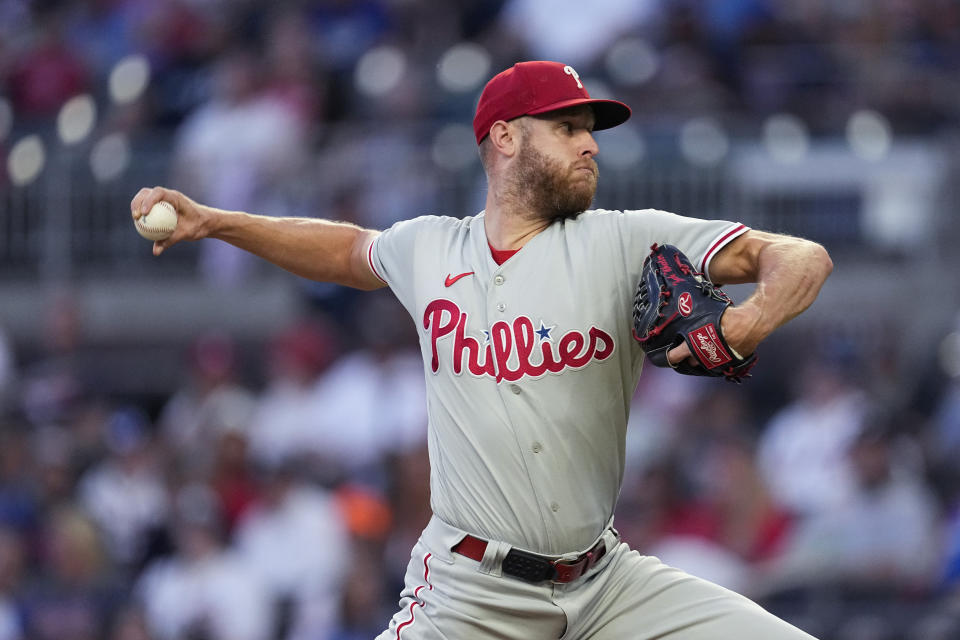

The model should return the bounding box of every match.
[140,186,167,215]
[130,187,151,219]
[153,241,164,256]
[667,342,690,366]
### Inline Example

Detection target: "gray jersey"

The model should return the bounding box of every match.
[369,208,747,555]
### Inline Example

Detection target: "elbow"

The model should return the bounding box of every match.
[811,241,833,280]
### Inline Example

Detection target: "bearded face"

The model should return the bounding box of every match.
[512,138,598,222]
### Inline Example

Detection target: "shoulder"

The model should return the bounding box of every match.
[385,213,475,232]
[379,213,476,241]
[566,208,672,226]
[555,208,675,237]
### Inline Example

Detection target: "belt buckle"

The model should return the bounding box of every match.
[501,534,610,584]
[501,548,557,583]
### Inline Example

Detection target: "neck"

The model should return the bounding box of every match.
[483,178,552,251]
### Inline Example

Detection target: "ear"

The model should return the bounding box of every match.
[489,120,520,159]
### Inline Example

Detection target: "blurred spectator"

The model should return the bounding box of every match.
[20,294,86,427]
[0,526,24,640]
[137,483,273,640]
[233,461,350,640]
[62,0,140,79]
[623,365,702,477]
[158,331,256,475]
[20,505,120,640]
[759,408,941,595]
[5,7,89,121]
[617,456,752,592]
[77,407,168,573]
[318,129,441,231]
[247,319,340,468]
[0,425,39,536]
[171,47,310,285]
[30,425,79,511]
[308,0,391,74]
[262,7,326,127]
[300,293,426,487]
[329,553,390,640]
[208,422,259,535]
[700,433,793,565]
[500,0,658,67]
[757,355,868,518]
[380,444,430,591]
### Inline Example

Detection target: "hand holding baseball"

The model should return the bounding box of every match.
[130,187,210,256]
[135,201,177,241]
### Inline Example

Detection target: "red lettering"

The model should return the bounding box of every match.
[513,317,544,377]
[452,313,495,377]
[657,254,685,285]
[422,300,616,381]
[558,331,589,368]
[491,321,519,382]
[589,327,615,361]
[423,299,459,372]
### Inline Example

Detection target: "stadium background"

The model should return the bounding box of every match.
[1,1,960,639]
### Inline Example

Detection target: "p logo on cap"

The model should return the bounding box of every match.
[473,61,631,144]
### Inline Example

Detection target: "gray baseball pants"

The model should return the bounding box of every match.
[376,515,818,640]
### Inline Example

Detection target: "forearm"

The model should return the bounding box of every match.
[727,238,832,352]
[130,186,386,290]
[208,209,382,289]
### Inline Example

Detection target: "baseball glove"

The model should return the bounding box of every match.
[632,244,757,383]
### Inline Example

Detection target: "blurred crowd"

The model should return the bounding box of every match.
[0,289,433,640]
[0,290,959,640]
[2,0,960,639]
[3,0,960,231]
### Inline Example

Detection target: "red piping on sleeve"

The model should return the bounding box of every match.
[368,238,388,284]
[701,224,748,276]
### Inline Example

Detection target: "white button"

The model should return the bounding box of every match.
[494,275,505,285]
[550,502,560,512]
[531,442,542,453]
[510,384,521,395]
[496,303,505,312]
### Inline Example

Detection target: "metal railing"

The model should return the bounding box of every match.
[1,126,957,283]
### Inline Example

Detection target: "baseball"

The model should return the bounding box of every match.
[135,201,178,241]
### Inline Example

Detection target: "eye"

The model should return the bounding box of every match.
[560,122,573,133]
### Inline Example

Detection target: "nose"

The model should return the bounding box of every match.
[580,132,599,158]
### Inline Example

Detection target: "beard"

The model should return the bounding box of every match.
[512,143,598,222]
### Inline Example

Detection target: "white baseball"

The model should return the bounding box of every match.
[136,201,178,241]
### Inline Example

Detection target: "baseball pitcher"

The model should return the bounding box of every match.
[131,61,832,639]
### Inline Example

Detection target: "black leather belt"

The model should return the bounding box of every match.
[452,533,610,583]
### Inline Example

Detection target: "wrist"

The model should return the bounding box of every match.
[203,206,230,239]
[721,304,764,356]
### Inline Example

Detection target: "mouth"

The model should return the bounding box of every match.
[574,166,598,181]
[573,161,598,177]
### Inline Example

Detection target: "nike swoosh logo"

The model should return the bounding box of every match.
[444,271,474,287]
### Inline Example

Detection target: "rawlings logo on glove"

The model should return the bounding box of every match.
[632,244,757,383]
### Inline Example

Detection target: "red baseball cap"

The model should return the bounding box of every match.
[473,61,631,144]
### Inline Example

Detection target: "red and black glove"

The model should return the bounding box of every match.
[632,244,757,383]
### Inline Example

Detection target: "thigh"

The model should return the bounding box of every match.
[566,544,819,640]
[376,541,566,640]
